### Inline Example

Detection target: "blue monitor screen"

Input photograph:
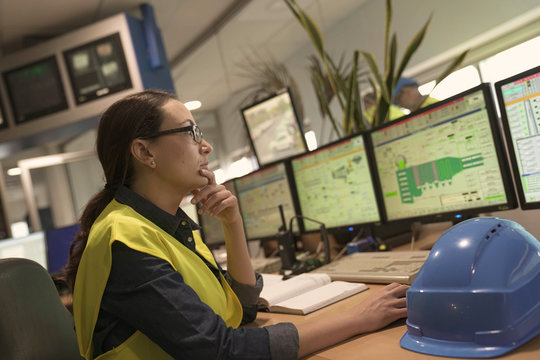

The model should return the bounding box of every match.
[45,224,79,274]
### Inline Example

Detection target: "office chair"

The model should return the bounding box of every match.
[0,258,83,360]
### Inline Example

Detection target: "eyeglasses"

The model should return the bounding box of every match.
[141,125,203,144]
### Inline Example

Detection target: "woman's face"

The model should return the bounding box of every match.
[148,99,213,193]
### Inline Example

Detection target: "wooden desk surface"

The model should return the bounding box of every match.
[253,284,540,360]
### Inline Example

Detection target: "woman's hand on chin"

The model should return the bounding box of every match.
[190,169,241,224]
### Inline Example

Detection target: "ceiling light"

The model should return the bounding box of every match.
[185,100,202,111]
[7,167,22,176]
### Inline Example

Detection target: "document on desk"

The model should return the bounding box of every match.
[259,273,367,315]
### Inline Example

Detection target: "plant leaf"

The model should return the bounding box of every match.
[362,51,390,103]
[432,50,469,90]
[395,15,432,82]
[384,0,393,70]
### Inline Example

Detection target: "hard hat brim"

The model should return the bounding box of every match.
[400,331,515,358]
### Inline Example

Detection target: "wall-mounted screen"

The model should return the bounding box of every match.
[495,65,540,210]
[198,180,236,248]
[291,133,380,233]
[241,88,307,166]
[3,56,68,123]
[235,162,297,241]
[63,33,132,105]
[370,84,516,223]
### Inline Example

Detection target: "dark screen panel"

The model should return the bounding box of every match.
[45,223,80,274]
[63,33,132,105]
[495,65,540,210]
[3,56,68,123]
[370,84,516,223]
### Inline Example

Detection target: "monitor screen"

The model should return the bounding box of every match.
[198,180,236,248]
[3,56,68,123]
[63,33,132,105]
[235,162,297,241]
[495,65,540,210]
[370,84,516,222]
[240,88,307,166]
[291,133,381,233]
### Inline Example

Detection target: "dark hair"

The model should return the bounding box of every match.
[64,89,176,289]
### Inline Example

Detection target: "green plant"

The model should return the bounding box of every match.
[236,51,304,122]
[284,0,468,135]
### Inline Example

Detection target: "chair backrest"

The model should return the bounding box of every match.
[0,258,83,360]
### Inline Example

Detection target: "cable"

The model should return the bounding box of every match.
[288,215,331,265]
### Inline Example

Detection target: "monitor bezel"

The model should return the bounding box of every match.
[62,32,132,105]
[494,65,540,210]
[235,161,301,242]
[0,88,7,130]
[289,131,383,235]
[367,83,517,224]
[240,87,308,168]
[2,55,69,124]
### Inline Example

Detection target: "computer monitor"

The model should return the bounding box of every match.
[495,65,540,210]
[291,133,381,233]
[235,162,297,241]
[45,224,80,274]
[63,33,132,105]
[3,56,68,124]
[240,88,307,166]
[198,180,236,248]
[370,84,517,223]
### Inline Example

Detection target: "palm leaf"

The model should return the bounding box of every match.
[362,51,390,103]
[432,50,469,89]
[395,15,432,81]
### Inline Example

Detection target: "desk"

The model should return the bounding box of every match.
[253,284,540,360]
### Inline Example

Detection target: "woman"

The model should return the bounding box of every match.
[65,89,409,359]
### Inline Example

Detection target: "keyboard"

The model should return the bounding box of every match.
[311,250,430,284]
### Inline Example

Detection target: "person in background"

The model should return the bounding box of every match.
[64,89,409,360]
[363,92,406,124]
[392,77,439,112]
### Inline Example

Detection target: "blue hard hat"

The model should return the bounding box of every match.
[400,217,540,358]
[393,77,418,99]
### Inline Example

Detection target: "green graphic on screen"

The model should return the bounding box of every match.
[397,154,483,204]
[292,135,380,231]
[372,89,507,220]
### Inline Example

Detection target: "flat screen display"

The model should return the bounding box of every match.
[198,180,236,248]
[235,162,297,241]
[63,33,132,105]
[241,88,307,166]
[370,84,516,222]
[3,56,68,123]
[495,65,540,210]
[291,133,380,232]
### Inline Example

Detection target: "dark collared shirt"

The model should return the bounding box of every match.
[92,186,298,359]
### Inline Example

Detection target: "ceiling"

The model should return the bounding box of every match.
[0,0,366,114]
